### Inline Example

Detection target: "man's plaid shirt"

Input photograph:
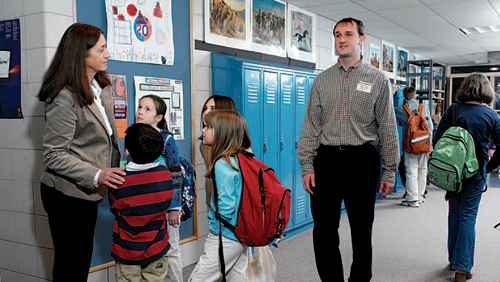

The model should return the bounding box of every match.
[298,60,400,183]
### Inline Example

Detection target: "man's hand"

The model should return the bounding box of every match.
[302,174,315,195]
[99,167,126,189]
[378,181,394,197]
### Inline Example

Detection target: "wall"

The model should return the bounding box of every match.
[0,1,74,281]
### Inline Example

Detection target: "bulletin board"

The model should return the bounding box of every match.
[75,0,194,270]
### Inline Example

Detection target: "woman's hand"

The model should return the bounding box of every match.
[168,210,180,226]
[98,167,126,189]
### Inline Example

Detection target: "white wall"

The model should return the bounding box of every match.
[0,1,74,281]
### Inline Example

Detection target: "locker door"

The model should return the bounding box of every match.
[293,75,309,226]
[263,71,279,172]
[244,68,262,159]
[279,73,295,230]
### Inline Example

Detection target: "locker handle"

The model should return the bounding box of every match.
[295,140,299,149]
[263,142,268,153]
[280,141,284,151]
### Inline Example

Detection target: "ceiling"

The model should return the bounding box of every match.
[286,0,500,66]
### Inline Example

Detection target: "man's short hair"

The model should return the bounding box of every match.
[403,86,417,101]
[333,17,365,36]
[124,123,164,164]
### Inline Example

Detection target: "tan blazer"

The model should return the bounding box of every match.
[41,87,121,201]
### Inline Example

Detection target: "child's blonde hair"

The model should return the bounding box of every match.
[204,110,251,177]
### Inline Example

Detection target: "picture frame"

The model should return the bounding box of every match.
[250,0,287,57]
[286,4,316,62]
[205,0,251,51]
[369,43,380,69]
[382,40,395,78]
[397,47,408,81]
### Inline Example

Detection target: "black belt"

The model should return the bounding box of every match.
[319,143,372,152]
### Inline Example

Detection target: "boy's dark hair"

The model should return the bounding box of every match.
[333,17,365,36]
[403,86,416,100]
[124,123,164,164]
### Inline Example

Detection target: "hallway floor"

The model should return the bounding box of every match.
[183,174,500,281]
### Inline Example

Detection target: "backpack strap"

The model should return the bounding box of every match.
[403,104,413,117]
[418,104,424,116]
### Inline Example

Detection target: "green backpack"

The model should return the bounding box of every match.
[427,127,478,193]
[427,104,483,193]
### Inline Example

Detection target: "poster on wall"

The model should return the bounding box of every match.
[397,47,408,81]
[0,19,22,119]
[287,4,315,62]
[134,76,184,140]
[369,43,380,69]
[109,74,128,138]
[382,41,394,76]
[105,0,174,65]
[250,0,286,57]
[205,0,251,50]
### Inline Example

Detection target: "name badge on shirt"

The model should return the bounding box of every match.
[356,81,373,93]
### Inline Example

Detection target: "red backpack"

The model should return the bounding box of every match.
[212,151,291,281]
[402,104,432,154]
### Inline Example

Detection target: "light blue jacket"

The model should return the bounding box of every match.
[208,157,243,242]
[394,99,433,133]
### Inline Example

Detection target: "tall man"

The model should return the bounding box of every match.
[298,18,399,282]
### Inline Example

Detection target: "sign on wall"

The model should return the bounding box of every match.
[0,19,22,119]
[105,0,174,65]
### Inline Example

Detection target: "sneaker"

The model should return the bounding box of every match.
[401,200,420,207]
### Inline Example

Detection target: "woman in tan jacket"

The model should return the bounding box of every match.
[38,23,125,282]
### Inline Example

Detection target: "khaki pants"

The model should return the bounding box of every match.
[115,254,169,282]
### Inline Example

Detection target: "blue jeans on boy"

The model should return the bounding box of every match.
[447,172,485,272]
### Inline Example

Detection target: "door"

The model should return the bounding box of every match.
[263,70,279,172]
[244,68,262,159]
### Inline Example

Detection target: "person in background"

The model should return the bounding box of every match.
[433,73,500,282]
[394,86,433,207]
[199,95,237,207]
[38,23,124,282]
[136,94,183,282]
[298,17,399,282]
[110,123,176,282]
[189,110,251,282]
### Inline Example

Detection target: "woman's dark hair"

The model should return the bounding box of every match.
[141,95,168,130]
[456,73,494,105]
[124,123,164,164]
[38,23,111,107]
[199,95,237,139]
[333,17,365,36]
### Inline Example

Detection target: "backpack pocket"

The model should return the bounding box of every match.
[428,159,462,193]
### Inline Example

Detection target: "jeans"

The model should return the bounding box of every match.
[404,152,428,202]
[448,174,485,272]
[311,144,380,282]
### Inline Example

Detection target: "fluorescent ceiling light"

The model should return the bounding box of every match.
[459,25,500,34]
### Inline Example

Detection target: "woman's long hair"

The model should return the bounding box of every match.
[456,73,495,105]
[141,94,168,131]
[37,23,111,107]
[204,110,251,177]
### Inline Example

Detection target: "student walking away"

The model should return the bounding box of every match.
[110,123,177,282]
[199,95,237,208]
[394,86,433,207]
[136,95,183,281]
[189,110,252,282]
[433,73,500,282]
[38,23,124,282]
[298,17,399,282]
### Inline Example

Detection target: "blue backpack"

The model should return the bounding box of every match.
[161,131,197,221]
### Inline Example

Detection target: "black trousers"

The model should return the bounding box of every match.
[311,144,380,282]
[41,183,100,282]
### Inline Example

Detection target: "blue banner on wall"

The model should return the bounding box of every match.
[0,18,22,119]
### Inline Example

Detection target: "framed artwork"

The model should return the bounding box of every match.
[250,0,287,57]
[397,47,408,81]
[205,0,251,50]
[382,40,395,76]
[369,43,380,69]
[287,4,315,62]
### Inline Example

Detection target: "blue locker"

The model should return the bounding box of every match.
[211,53,317,236]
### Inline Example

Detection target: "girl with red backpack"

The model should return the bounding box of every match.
[188,110,252,282]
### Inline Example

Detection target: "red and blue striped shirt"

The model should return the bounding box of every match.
[109,163,174,265]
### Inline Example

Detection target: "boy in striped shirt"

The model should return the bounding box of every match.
[109,123,179,282]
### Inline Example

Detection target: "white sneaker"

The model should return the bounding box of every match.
[401,200,420,208]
